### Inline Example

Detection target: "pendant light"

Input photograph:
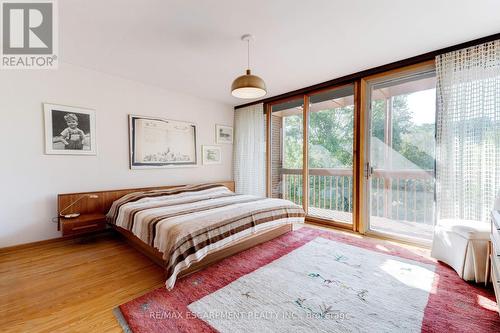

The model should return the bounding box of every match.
[231,34,267,99]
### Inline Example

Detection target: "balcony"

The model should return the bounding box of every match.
[279,168,435,242]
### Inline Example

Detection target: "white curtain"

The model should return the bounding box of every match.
[233,103,266,196]
[436,40,500,222]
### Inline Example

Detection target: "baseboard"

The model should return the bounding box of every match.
[0,229,111,253]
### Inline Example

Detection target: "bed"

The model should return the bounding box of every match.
[102,182,305,289]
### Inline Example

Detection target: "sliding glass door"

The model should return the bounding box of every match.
[265,60,436,242]
[307,85,355,225]
[365,67,436,243]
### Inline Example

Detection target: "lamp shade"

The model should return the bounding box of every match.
[231,69,267,99]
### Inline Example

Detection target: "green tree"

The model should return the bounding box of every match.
[308,106,354,168]
[283,115,302,169]
[371,96,434,170]
[283,95,435,171]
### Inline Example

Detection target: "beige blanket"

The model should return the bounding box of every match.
[107,184,305,289]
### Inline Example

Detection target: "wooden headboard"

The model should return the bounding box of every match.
[57,180,235,218]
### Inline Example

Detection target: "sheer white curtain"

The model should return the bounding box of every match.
[436,40,500,222]
[233,103,266,196]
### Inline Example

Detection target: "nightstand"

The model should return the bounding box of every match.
[60,213,107,237]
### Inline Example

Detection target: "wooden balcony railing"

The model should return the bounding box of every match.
[279,168,435,224]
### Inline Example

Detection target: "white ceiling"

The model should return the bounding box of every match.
[60,0,500,106]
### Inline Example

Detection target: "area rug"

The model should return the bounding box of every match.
[116,227,500,332]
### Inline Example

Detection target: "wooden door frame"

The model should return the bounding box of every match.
[358,59,436,236]
[353,80,362,232]
[265,103,272,197]
[302,95,309,213]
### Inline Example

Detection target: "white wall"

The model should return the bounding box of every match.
[0,63,234,247]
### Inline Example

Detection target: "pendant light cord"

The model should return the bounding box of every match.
[247,38,250,70]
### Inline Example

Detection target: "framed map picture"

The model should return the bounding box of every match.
[202,145,222,165]
[129,115,197,169]
[44,103,97,155]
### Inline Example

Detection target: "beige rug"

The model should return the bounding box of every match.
[188,237,436,332]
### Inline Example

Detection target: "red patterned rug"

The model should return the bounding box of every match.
[115,227,500,332]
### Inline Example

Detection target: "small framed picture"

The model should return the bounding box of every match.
[202,145,222,165]
[43,103,97,155]
[215,124,233,144]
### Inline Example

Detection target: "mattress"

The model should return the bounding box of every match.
[107,183,305,289]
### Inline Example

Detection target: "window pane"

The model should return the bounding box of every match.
[369,71,436,242]
[308,85,354,224]
[270,98,303,206]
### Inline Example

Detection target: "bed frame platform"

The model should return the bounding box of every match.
[112,223,293,279]
[57,181,294,281]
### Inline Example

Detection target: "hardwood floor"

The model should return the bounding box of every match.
[0,232,165,333]
[0,226,428,332]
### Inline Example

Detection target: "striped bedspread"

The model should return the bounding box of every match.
[106,183,305,289]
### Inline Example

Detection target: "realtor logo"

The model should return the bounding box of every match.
[1,0,57,69]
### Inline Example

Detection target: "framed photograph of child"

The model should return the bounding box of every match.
[43,103,97,155]
[215,124,233,144]
[202,145,222,165]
